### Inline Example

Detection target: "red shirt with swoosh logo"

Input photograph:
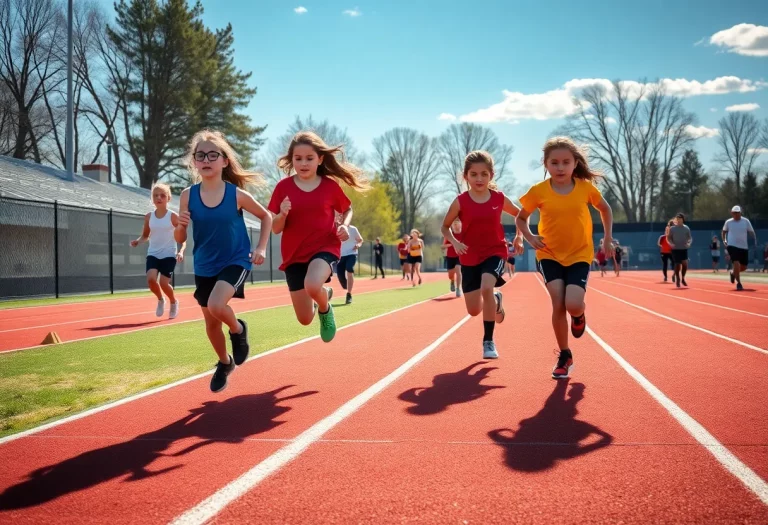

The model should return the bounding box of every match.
[457,190,507,267]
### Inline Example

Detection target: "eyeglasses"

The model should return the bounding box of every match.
[194,151,225,162]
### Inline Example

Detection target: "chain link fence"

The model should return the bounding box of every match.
[0,196,412,300]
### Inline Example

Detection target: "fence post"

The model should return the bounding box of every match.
[269,231,273,282]
[108,209,114,294]
[54,200,59,298]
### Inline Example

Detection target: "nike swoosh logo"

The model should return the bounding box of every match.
[492,206,499,210]
[581,279,587,282]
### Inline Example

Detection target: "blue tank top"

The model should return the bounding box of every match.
[189,182,252,277]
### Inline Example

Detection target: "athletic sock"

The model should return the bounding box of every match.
[483,321,494,342]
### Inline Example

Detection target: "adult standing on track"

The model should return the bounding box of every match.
[372,237,385,279]
[658,220,674,282]
[722,205,757,291]
[710,236,721,273]
[337,224,364,304]
[667,213,692,288]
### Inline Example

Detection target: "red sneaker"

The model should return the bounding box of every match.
[552,349,573,379]
[570,314,586,338]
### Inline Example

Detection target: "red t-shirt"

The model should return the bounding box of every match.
[397,242,408,259]
[596,249,607,263]
[658,235,672,254]
[443,232,462,258]
[268,176,351,271]
[456,190,507,267]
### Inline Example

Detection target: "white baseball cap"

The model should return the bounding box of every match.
[731,205,742,213]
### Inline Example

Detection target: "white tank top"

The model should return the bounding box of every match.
[147,210,177,258]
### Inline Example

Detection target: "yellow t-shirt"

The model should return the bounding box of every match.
[519,178,603,266]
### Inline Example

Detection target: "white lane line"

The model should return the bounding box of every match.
[168,314,472,525]
[589,287,768,355]
[586,326,768,505]
[533,275,768,504]
[594,279,768,318]
[0,283,421,354]
[0,291,454,446]
[620,276,768,302]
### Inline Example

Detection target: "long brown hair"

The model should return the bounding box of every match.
[462,150,498,190]
[542,136,602,182]
[277,131,369,191]
[184,129,264,190]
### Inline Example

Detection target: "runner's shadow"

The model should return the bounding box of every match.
[0,385,317,509]
[488,380,612,472]
[399,362,504,415]
[87,321,162,331]
[431,297,458,302]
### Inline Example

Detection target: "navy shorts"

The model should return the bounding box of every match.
[446,256,460,270]
[408,255,423,264]
[461,256,506,294]
[284,252,337,292]
[539,260,590,290]
[338,254,358,274]
[194,265,250,307]
[146,256,176,278]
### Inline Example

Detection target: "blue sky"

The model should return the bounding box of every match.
[157,0,767,190]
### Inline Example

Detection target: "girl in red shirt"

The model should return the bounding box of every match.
[658,220,674,282]
[268,131,368,343]
[441,150,525,360]
[442,219,463,297]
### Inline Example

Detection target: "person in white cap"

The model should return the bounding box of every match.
[722,205,757,291]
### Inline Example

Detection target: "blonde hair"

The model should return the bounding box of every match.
[462,150,498,191]
[277,131,369,191]
[410,229,422,238]
[184,129,264,190]
[150,182,171,200]
[542,136,602,182]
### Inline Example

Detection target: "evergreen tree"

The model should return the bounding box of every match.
[670,150,708,219]
[741,172,760,217]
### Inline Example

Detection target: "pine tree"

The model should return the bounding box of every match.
[670,150,708,219]
[741,172,760,217]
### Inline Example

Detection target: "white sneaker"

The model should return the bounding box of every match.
[169,301,179,319]
[155,299,165,317]
[450,281,456,292]
[483,341,499,359]
[494,291,505,323]
[456,287,462,297]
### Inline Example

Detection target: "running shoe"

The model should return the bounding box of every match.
[730,272,736,284]
[494,291,505,323]
[483,341,499,359]
[346,292,352,305]
[210,355,235,393]
[571,313,586,338]
[169,301,179,319]
[450,281,456,292]
[155,298,165,317]
[681,279,687,287]
[230,319,250,365]
[456,287,462,298]
[737,283,744,291]
[319,305,336,342]
[552,349,573,379]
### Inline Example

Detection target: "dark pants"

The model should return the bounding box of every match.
[661,253,673,278]
[374,256,385,277]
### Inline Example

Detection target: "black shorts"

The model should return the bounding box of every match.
[507,257,515,265]
[727,246,749,266]
[285,252,337,292]
[338,254,357,274]
[194,265,250,307]
[399,258,407,266]
[446,256,460,270]
[539,260,590,290]
[598,260,607,268]
[408,255,423,264]
[671,249,688,264]
[661,253,673,265]
[146,256,176,278]
[461,256,506,294]
[712,256,720,263]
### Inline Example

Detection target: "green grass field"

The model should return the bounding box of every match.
[0,281,447,438]
[688,271,768,283]
[0,281,283,310]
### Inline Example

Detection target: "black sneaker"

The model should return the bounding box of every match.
[663,276,668,282]
[730,272,735,284]
[230,319,250,365]
[681,279,687,287]
[737,282,744,291]
[210,355,235,393]
[346,292,352,304]
[672,274,676,283]
[552,349,573,379]
[570,313,586,338]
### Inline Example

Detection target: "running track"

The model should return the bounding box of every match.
[0,275,439,352]
[0,272,766,523]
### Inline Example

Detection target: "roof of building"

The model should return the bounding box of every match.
[0,155,260,227]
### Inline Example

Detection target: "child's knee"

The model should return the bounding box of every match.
[467,305,482,316]
[207,300,227,319]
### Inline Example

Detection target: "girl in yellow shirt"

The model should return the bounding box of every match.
[516,137,614,380]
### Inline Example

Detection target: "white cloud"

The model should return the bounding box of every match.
[438,113,457,121]
[748,148,768,154]
[343,7,361,17]
[455,76,767,124]
[605,117,617,124]
[710,107,718,112]
[725,102,760,112]
[293,6,307,14]
[709,23,768,57]
[685,125,719,139]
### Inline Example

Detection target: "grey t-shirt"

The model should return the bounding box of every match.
[668,224,692,249]
[723,218,754,250]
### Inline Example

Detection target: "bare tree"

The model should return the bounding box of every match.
[435,123,513,194]
[372,128,440,232]
[558,80,696,222]
[258,115,364,188]
[716,112,760,202]
[0,0,63,162]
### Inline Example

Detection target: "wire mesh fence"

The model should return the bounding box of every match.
[0,197,414,300]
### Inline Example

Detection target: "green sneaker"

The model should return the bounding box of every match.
[319,304,336,342]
